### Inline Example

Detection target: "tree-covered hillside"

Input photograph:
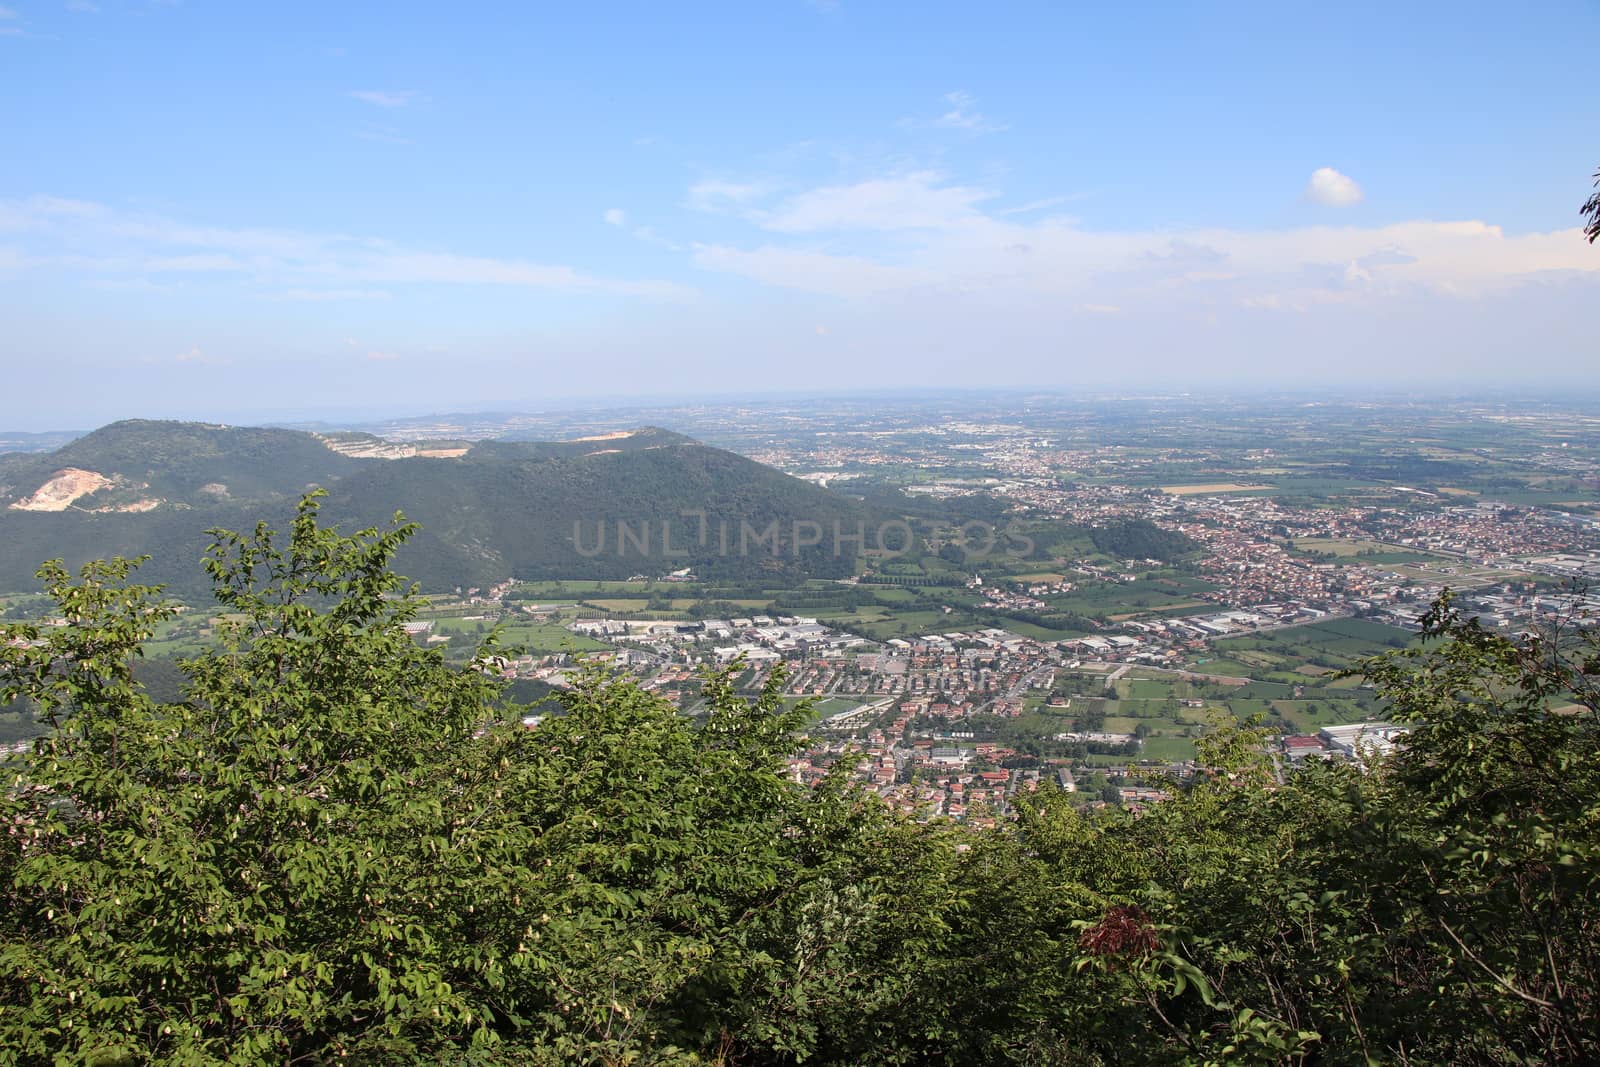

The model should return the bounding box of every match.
[0,419,363,506]
[1,501,1595,1064]
[326,428,874,587]
[0,422,877,596]
[1087,518,1200,562]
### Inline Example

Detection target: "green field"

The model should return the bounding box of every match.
[1141,736,1198,761]
[1291,538,1448,565]
[422,615,607,654]
[1044,575,1218,619]
[1206,619,1414,683]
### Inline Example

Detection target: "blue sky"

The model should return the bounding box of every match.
[2,0,1597,429]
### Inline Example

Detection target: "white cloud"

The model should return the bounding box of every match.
[145,253,246,273]
[631,226,682,251]
[0,6,19,18]
[1305,167,1363,206]
[340,248,687,297]
[686,172,1600,311]
[350,89,423,108]
[692,243,936,297]
[0,195,104,230]
[275,288,392,302]
[932,90,1004,132]
[686,179,773,215]
[0,195,690,300]
[998,194,1088,217]
[603,208,626,227]
[763,172,992,232]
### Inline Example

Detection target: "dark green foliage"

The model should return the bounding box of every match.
[1087,519,1198,563]
[1331,451,1476,486]
[327,429,874,587]
[1020,599,1600,1064]
[0,505,266,600]
[1583,166,1600,243]
[3,506,1597,1064]
[0,499,880,1063]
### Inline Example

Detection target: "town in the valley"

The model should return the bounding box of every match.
[339,395,1600,822]
[5,395,1597,822]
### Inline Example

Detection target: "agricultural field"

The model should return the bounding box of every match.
[1290,538,1448,565]
[1044,573,1216,620]
[1200,618,1414,683]
[427,615,608,654]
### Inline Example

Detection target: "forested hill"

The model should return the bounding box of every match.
[0,420,873,595]
[0,419,363,509]
[1087,518,1200,562]
[324,426,873,589]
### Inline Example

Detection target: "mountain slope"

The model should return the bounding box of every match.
[325,426,869,588]
[0,422,873,596]
[0,419,362,510]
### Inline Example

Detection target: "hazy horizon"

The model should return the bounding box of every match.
[8,382,1600,439]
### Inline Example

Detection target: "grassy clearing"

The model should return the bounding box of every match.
[496,623,608,653]
[1293,538,1397,557]
[585,598,652,612]
[1206,619,1412,683]
[1142,736,1197,761]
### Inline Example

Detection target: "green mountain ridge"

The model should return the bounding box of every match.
[0,420,873,596]
[0,419,363,507]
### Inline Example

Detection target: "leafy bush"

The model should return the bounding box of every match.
[3,503,1596,1064]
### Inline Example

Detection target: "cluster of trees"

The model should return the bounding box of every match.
[2,498,1597,1064]
[1330,453,1477,486]
[859,573,967,588]
[769,587,882,614]
[983,605,1101,636]
[1086,520,1199,564]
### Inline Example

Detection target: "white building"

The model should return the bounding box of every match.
[1318,722,1408,761]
